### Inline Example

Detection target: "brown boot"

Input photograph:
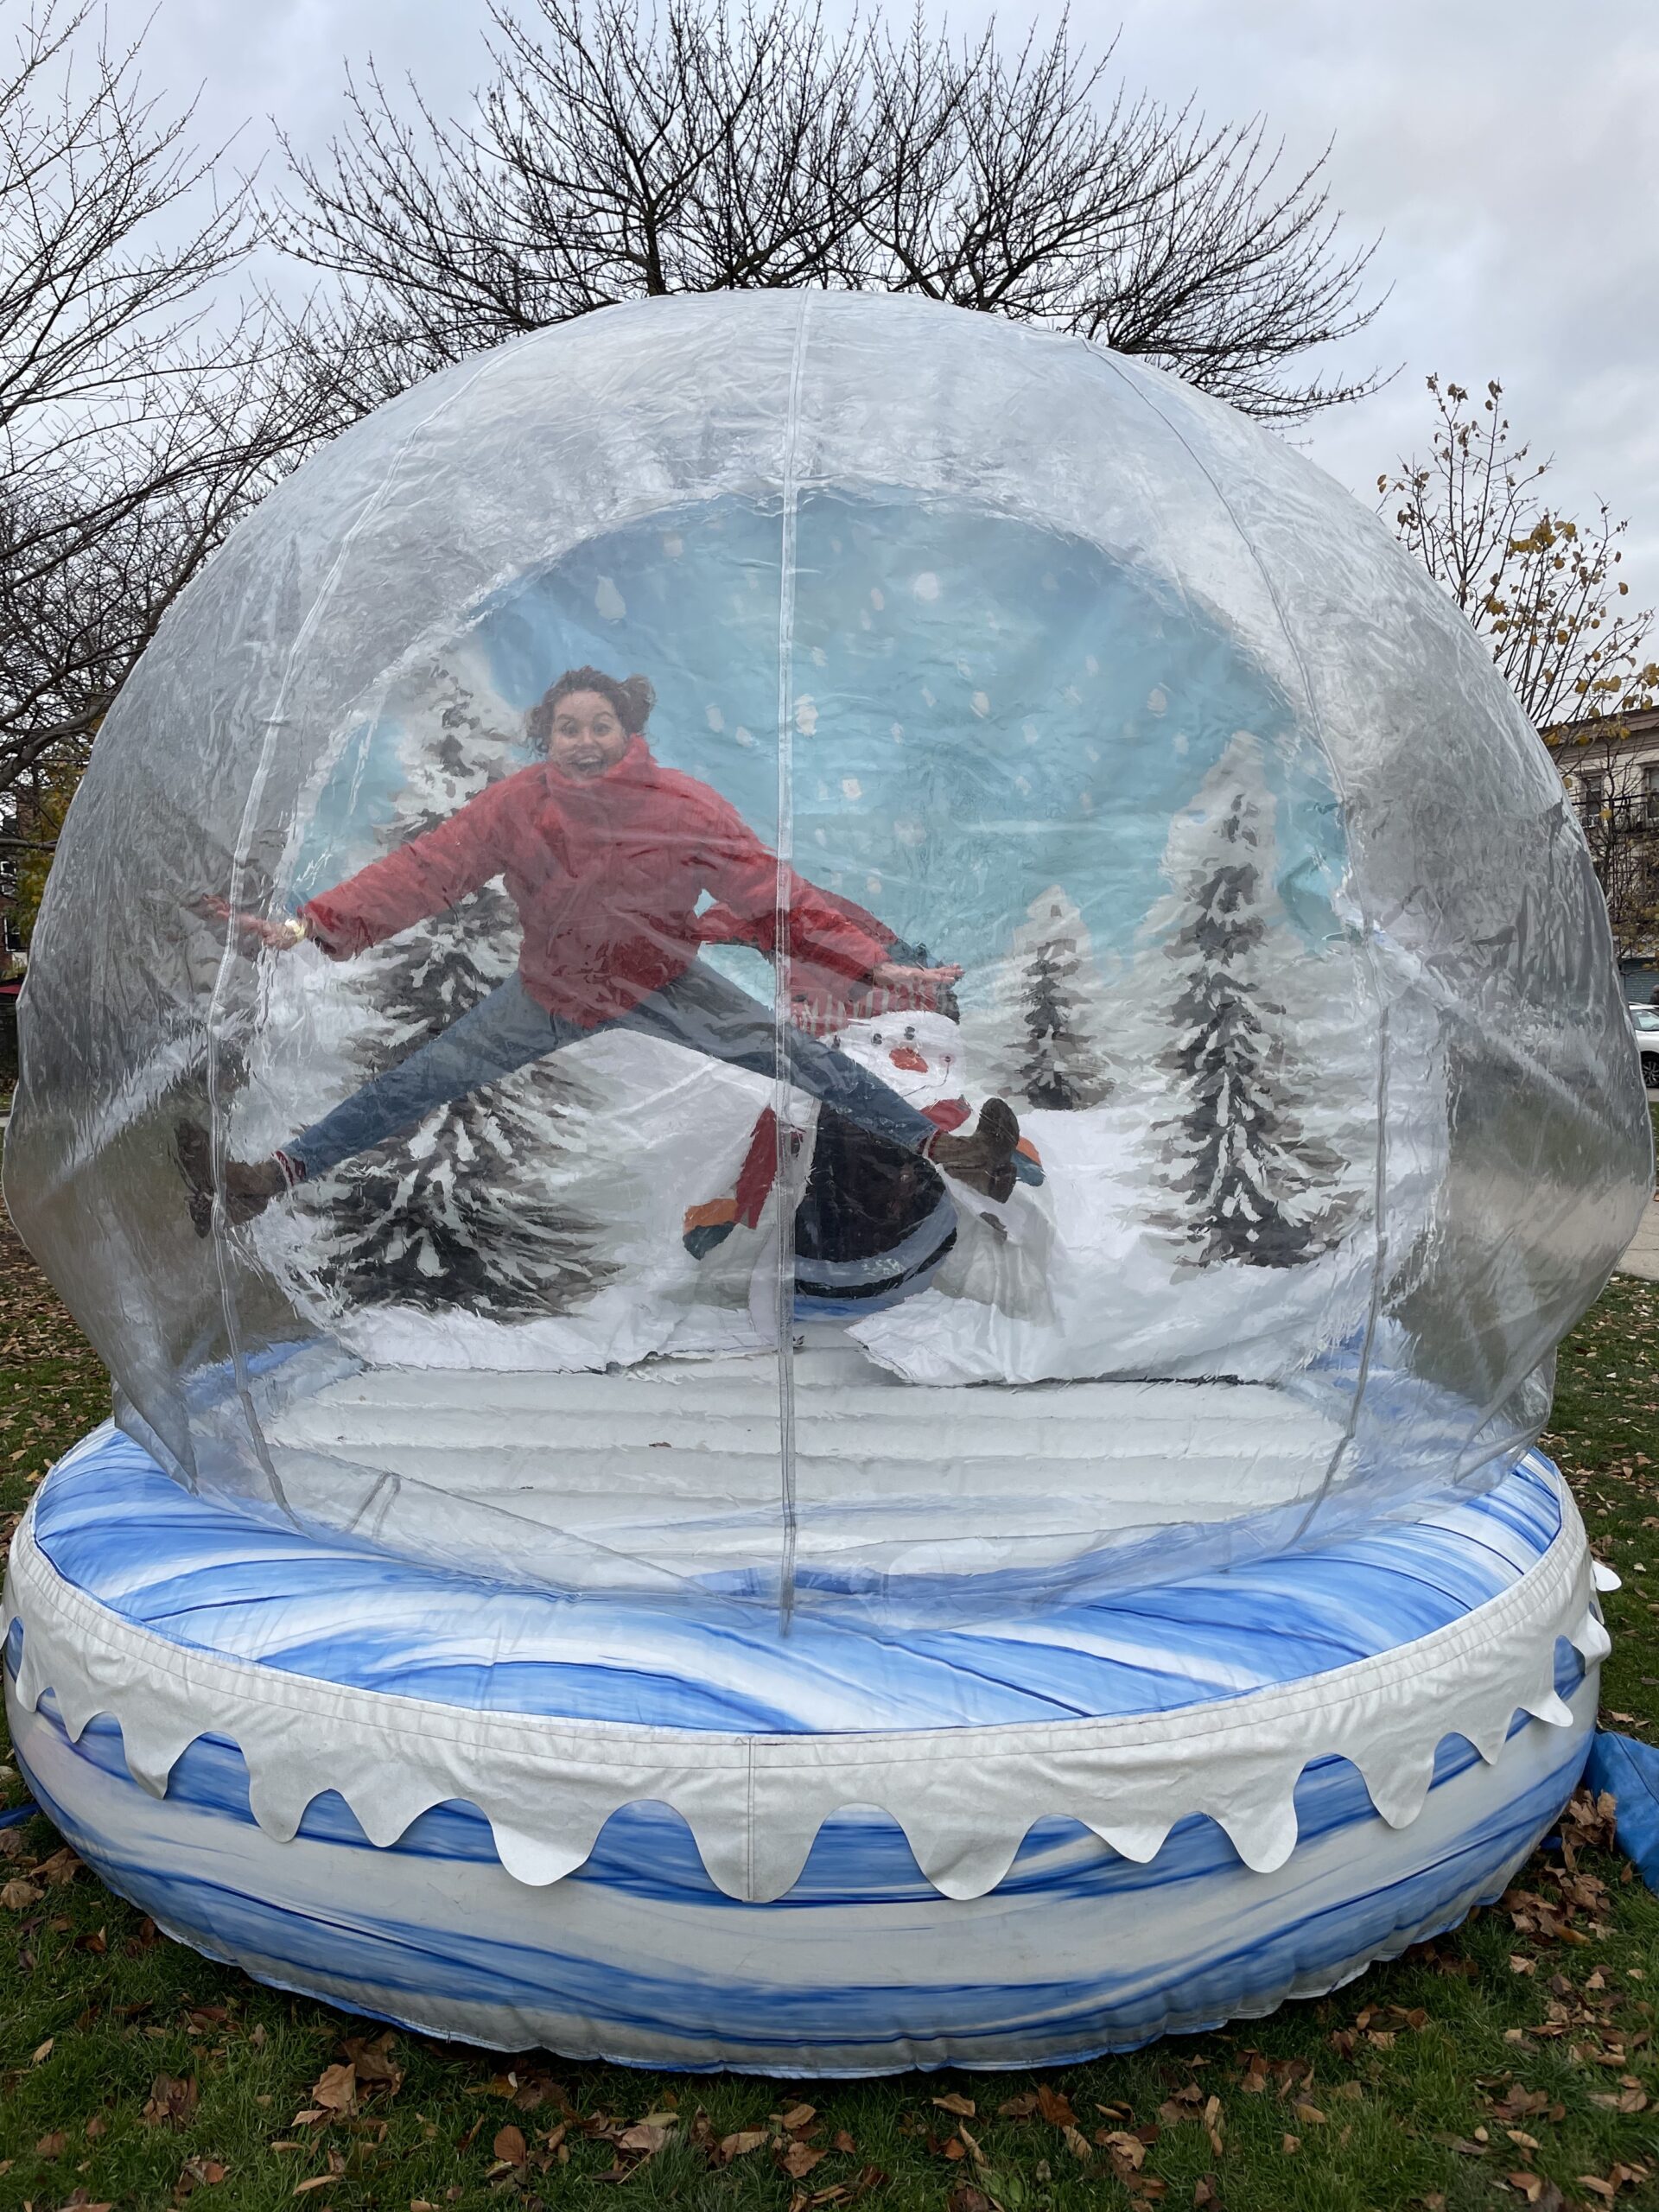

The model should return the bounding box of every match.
[175,1121,296,1236]
[925,1096,1021,1204]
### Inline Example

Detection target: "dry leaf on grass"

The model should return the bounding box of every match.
[719,2130,772,2161]
[308,2062,357,2116]
[617,2121,675,2157]
[341,2031,403,2096]
[1,1877,41,1910]
[143,2075,199,2127]
[1035,2084,1077,2128]
[1590,2089,1649,2113]
[933,2094,976,2118]
[1061,2125,1092,2163]
[781,2140,829,2179]
[493,2125,527,2165]
[1096,2130,1145,2169]
[779,2102,817,2132]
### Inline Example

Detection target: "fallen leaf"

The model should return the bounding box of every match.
[997,2093,1039,2120]
[617,2122,673,2157]
[833,2130,857,2154]
[946,2190,994,2212]
[35,2131,67,2156]
[782,2141,829,2179]
[1036,2084,1077,2128]
[1,1878,41,1910]
[493,2124,527,2165]
[933,2094,976,2118]
[31,2037,54,2063]
[1292,2102,1326,2126]
[143,2074,200,2127]
[342,2031,404,2096]
[1096,2130,1146,2169]
[291,2179,333,2197]
[1281,2133,1300,2154]
[719,2130,771,2161]
[1590,2089,1649,2113]
[1192,2181,1222,2209]
[1061,2124,1092,2162]
[1510,1955,1537,1976]
[780,2102,817,2132]
[309,2062,357,2116]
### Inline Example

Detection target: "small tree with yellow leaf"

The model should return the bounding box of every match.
[1382,376,1659,950]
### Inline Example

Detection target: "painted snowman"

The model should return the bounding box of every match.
[683,1005,1046,1331]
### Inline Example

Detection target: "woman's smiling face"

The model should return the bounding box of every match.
[545,689,631,779]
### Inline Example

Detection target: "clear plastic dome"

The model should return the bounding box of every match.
[7,291,1649,1622]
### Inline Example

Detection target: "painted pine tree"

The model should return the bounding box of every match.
[1151,735,1352,1268]
[303,658,608,1319]
[988,887,1112,1109]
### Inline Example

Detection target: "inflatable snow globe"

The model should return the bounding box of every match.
[3,293,1649,2069]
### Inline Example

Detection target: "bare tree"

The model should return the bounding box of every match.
[1381,375,1658,734]
[277,0,1383,422]
[0,3,345,930]
[1382,375,1659,950]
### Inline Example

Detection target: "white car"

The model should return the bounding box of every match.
[1630,1003,1659,1089]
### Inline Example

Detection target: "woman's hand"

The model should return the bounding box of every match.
[189,894,308,957]
[870,960,963,990]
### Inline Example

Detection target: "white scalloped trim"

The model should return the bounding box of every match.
[3,1475,1606,1902]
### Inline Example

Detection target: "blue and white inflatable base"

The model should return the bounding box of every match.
[3,1428,1613,2075]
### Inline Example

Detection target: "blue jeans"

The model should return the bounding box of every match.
[285,963,938,1179]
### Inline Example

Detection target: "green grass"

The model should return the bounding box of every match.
[4,1217,1659,2209]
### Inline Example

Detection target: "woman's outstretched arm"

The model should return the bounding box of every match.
[699,808,960,989]
[298,775,521,959]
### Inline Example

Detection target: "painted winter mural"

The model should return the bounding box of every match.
[228,487,1444,1392]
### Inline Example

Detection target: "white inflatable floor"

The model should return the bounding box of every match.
[252,1330,1344,1586]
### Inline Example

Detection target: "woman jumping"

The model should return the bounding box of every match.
[180,666,1024,1231]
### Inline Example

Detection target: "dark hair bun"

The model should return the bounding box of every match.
[620,674,656,729]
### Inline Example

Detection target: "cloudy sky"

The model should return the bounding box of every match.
[90,0,1659,615]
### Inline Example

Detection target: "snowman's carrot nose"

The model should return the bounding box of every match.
[889,1046,929,1072]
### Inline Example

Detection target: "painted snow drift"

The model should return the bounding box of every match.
[2,292,1649,2065]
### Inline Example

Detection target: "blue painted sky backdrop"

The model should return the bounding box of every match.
[299,492,1346,992]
